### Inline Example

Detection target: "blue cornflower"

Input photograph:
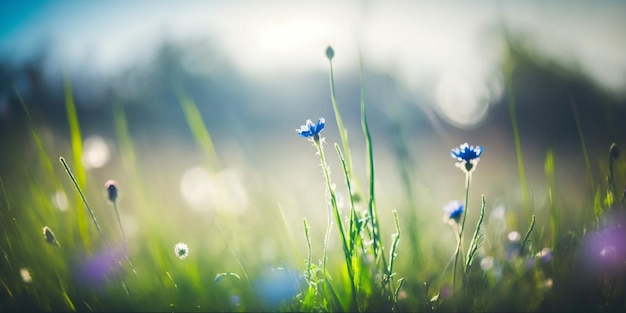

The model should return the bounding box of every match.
[443,200,464,225]
[296,118,325,141]
[451,143,483,173]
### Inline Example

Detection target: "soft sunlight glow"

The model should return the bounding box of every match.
[180,166,216,212]
[508,231,521,242]
[179,166,249,214]
[52,190,68,212]
[82,135,110,169]
[435,73,491,127]
[120,213,138,238]
[216,5,358,76]
[214,168,249,216]
[480,256,494,271]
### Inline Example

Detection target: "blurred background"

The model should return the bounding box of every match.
[1,0,626,280]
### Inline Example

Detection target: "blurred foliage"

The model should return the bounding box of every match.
[1,35,626,312]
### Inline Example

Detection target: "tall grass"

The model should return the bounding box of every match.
[0,45,625,312]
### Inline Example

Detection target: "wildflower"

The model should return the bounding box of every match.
[443,200,464,225]
[104,180,118,203]
[451,143,483,173]
[296,118,325,142]
[174,242,189,259]
[42,226,58,245]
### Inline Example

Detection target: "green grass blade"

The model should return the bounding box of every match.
[326,47,362,203]
[386,210,401,283]
[113,102,137,171]
[334,143,358,256]
[59,157,107,250]
[545,148,559,248]
[326,47,353,173]
[303,218,313,286]
[464,195,486,274]
[521,214,536,254]
[175,84,220,171]
[359,53,386,270]
[63,74,89,246]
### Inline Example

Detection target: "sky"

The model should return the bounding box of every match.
[1,0,625,127]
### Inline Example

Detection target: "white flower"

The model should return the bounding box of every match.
[174,242,189,259]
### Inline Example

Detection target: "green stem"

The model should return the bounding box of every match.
[359,54,386,272]
[465,195,486,275]
[335,144,358,259]
[60,157,108,251]
[59,157,132,296]
[452,173,470,291]
[314,139,357,310]
[113,201,126,246]
[303,219,313,286]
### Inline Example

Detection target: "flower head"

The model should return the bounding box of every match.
[42,226,58,245]
[174,242,189,259]
[296,118,325,141]
[104,180,118,203]
[451,143,483,173]
[443,200,464,225]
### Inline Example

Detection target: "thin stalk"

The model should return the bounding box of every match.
[327,48,355,178]
[303,218,313,286]
[60,157,108,251]
[111,200,136,275]
[453,172,471,291]
[314,139,357,311]
[464,195,486,277]
[521,215,536,255]
[385,210,401,290]
[59,157,132,296]
[112,201,126,247]
[335,144,358,258]
[359,53,386,272]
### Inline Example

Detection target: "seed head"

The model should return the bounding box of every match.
[42,226,57,245]
[326,46,334,60]
[104,180,118,203]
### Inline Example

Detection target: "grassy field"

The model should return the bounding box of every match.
[1,45,625,312]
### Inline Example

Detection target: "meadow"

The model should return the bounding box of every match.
[1,43,625,312]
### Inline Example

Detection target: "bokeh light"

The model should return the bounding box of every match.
[179,166,217,212]
[82,135,110,169]
[51,190,68,212]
